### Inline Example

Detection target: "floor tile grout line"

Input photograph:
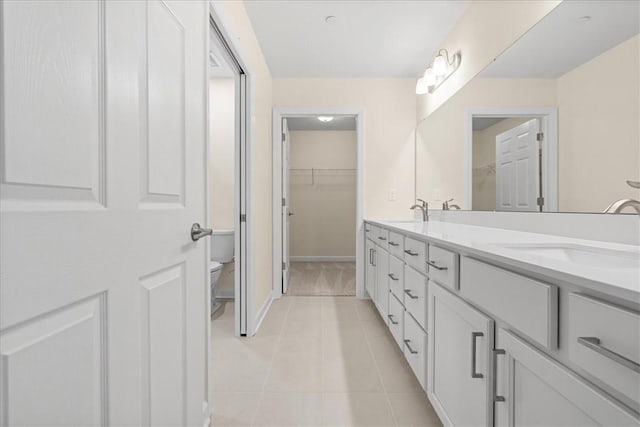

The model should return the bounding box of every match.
[357,299,401,427]
[250,298,292,427]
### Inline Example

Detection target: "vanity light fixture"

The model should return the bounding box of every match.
[317,116,334,122]
[415,48,462,94]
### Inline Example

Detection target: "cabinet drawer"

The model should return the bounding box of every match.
[459,257,558,349]
[388,255,404,300]
[404,310,427,389]
[404,236,427,274]
[387,231,405,258]
[427,245,459,290]
[375,227,389,250]
[403,265,428,330]
[568,293,640,408]
[388,293,404,349]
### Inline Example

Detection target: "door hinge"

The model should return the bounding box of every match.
[240,214,246,222]
[537,196,544,206]
[536,132,544,141]
[282,197,286,207]
[282,262,286,271]
[282,133,286,142]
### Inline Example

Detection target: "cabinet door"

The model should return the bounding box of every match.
[375,247,389,320]
[495,328,639,427]
[365,239,376,300]
[428,282,494,427]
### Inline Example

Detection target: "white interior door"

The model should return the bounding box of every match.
[281,118,291,294]
[496,119,540,212]
[0,1,208,425]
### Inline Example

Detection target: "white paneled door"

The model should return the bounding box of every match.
[0,1,208,425]
[495,119,540,212]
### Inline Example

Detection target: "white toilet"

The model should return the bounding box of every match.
[210,229,234,315]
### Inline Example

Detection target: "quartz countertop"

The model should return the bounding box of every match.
[366,219,640,303]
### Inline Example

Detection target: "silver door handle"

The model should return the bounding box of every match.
[493,349,506,402]
[427,260,448,271]
[404,289,418,299]
[404,339,418,354]
[288,211,294,216]
[191,223,212,241]
[388,314,399,325]
[578,337,640,373]
[471,332,484,379]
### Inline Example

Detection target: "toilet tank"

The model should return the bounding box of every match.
[211,229,234,263]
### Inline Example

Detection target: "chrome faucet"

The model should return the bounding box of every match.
[603,199,640,214]
[410,198,428,222]
[603,180,640,215]
[442,198,461,210]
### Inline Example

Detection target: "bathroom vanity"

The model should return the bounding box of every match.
[364,219,640,427]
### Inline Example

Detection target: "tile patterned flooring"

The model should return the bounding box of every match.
[210,297,442,426]
[288,262,356,296]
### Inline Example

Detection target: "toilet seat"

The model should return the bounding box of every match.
[210,260,222,272]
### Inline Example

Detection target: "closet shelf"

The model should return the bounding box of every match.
[290,168,356,185]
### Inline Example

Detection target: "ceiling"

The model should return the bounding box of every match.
[287,116,357,131]
[480,0,640,79]
[472,117,505,132]
[243,0,469,78]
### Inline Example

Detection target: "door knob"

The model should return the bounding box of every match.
[288,211,294,217]
[191,223,213,241]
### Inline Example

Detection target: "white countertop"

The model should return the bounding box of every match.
[367,219,640,304]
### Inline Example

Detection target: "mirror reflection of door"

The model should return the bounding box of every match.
[472,117,542,212]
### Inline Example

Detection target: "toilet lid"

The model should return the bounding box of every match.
[210,260,222,271]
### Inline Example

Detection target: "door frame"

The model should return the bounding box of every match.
[272,107,366,299]
[464,107,558,212]
[206,3,255,340]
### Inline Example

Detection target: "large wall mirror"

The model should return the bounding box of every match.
[416,0,640,214]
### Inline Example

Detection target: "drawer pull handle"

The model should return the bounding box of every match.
[471,332,484,379]
[493,349,506,402]
[577,337,640,373]
[372,249,377,267]
[404,339,418,354]
[404,289,419,299]
[389,241,399,246]
[404,249,418,256]
[388,314,399,325]
[427,260,448,271]
[388,273,399,281]
[378,236,387,241]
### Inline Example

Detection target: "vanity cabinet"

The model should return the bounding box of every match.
[363,220,639,427]
[428,281,494,427]
[495,328,638,427]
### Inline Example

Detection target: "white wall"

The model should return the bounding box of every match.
[209,78,235,229]
[212,0,274,320]
[289,131,356,258]
[557,34,640,212]
[416,0,561,121]
[273,79,417,220]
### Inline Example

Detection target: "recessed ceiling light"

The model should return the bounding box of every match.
[577,15,592,24]
[325,15,337,24]
[318,116,334,122]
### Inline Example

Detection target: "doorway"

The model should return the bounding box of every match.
[206,14,249,339]
[273,109,365,299]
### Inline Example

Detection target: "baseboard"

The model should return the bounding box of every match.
[289,256,356,262]
[252,289,275,336]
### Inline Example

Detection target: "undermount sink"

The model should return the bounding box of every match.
[494,243,640,269]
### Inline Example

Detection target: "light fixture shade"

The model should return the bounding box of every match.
[415,77,429,95]
[317,116,334,122]
[432,54,447,76]
[423,67,436,87]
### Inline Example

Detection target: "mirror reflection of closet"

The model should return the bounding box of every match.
[415,0,640,213]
